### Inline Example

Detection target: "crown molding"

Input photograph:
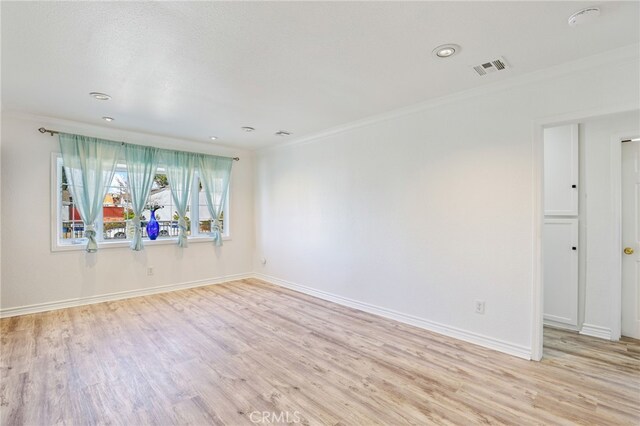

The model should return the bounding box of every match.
[1,110,252,156]
[258,43,640,154]
[4,43,638,156]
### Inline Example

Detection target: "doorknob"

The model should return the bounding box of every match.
[624,247,635,255]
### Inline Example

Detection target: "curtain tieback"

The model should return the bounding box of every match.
[176,216,189,248]
[130,217,144,251]
[178,217,188,233]
[211,218,222,246]
[84,224,98,253]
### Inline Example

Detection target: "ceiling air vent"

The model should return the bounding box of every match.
[473,57,510,76]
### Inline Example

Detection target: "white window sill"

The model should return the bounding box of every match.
[52,235,232,252]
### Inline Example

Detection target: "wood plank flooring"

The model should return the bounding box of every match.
[1,278,639,425]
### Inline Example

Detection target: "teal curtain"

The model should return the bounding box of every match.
[59,134,122,252]
[163,151,196,247]
[125,144,160,251]
[197,155,233,246]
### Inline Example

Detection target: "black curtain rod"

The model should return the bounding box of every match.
[38,127,240,161]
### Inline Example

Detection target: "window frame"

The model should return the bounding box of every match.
[50,153,231,252]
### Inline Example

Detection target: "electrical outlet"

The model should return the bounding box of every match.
[475,300,485,314]
[147,267,154,276]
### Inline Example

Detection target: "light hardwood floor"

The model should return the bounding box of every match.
[1,278,639,425]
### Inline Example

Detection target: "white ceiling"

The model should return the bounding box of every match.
[2,1,639,150]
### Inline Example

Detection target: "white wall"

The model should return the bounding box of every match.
[1,48,638,360]
[0,113,254,311]
[580,112,640,333]
[254,48,640,357]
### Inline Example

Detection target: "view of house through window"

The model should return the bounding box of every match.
[57,157,227,246]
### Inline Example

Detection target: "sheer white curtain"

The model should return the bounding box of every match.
[163,150,196,248]
[59,134,122,252]
[125,144,160,251]
[197,154,233,246]
[59,131,235,252]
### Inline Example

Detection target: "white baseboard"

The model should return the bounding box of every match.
[543,313,578,328]
[1,271,534,360]
[254,273,532,360]
[543,318,580,332]
[580,323,612,340]
[0,273,253,318]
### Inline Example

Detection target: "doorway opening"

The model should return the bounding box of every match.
[532,108,640,361]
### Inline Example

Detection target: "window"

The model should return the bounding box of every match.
[102,167,130,240]
[52,154,230,250]
[195,178,226,235]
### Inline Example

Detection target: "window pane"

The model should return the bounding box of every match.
[103,171,130,240]
[198,180,226,234]
[144,172,191,239]
[59,166,85,241]
[197,178,212,234]
[57,163,225,246]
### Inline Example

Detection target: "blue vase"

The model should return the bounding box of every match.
[146,210,159,240]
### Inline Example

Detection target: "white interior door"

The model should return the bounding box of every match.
[543,218,579,328]
[621,140,640,339]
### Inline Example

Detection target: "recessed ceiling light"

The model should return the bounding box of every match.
[209,136,218,141]
[102,116,115,122]
[90,92,111,101]
[432,44,460,59]
[241,126,255,132]
[568,7,600,27]
[275,130,292,136]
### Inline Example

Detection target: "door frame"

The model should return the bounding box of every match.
[531,103,639,361]
[613,132,640,339]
